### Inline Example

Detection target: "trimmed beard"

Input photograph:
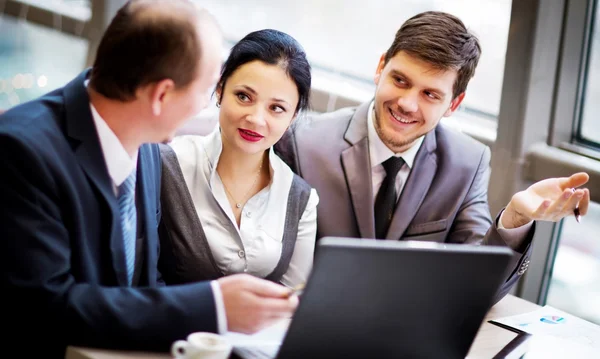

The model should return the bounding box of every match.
[373,106,421,152]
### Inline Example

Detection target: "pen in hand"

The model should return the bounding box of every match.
[285,283,305,298]
[570,187,582,223]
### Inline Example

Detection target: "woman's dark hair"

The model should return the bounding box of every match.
[217,29,311,114]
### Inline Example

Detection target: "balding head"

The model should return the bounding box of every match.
[90,0,222,101]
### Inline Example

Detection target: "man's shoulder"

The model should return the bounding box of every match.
[435,123,489,153]
[0,88,65,146]
[293,107,357,134]
[286,106,358,150]
[275,106,360,171]
[0,90,73,187]
[433,123,490,167]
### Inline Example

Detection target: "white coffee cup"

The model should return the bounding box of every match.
[171,332,232,359]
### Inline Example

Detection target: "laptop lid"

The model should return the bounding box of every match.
[276,237,514,359]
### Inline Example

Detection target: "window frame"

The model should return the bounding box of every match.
[505,0,600,304]
[574,0,600,150]
[551,0,600,155]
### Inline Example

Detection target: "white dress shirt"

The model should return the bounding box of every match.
[170,127,319,332]
[367,102,423,202]
[89,104,231,333]
[89,104,137,193]
[366,101,532,246]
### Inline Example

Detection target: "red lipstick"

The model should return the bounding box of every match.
[238,128,264,142]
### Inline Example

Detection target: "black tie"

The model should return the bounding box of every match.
[374,157,405,239]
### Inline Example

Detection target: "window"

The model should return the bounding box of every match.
[545,201,600,325]
[199,0,512,117]
[579,1,600,147]
[0,0,90,109]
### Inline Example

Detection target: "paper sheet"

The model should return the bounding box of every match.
[224,319,291,358]
[491,305,600,352]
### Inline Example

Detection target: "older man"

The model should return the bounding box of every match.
[0,1,297,357]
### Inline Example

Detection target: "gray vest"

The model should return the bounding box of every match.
[157,144,312,284]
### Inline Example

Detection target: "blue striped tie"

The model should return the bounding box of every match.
[118,171,137,286]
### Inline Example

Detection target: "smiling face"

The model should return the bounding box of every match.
[373,51,465,153]
[217,60,299,155]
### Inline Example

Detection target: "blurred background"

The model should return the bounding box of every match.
[0,0,598,324]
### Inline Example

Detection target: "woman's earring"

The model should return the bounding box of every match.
[216,102,220,108]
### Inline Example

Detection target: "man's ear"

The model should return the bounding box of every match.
[148,79,176,116]
[374,53,386,85]
[444,92,466,117]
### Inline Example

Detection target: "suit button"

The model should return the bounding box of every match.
[246,211,252,218]
[238,250,245,258]
[518,263,528,275]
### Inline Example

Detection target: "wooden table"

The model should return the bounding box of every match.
[66,294,540,359]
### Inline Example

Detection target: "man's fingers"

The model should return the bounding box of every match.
[221,274,292,298]
[288,293,299,308]
[558,172,589,190]
[220,275,298,334]
[530,187,589,222]
[544,188,574,218]
[561,189,583,216]
[254,296,298,315]
[246,277,292,298]
[531,199,551,219]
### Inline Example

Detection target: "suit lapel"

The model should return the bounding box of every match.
[342,102,375,239]
[386,130,438,240]
[136,145,158,285]
[63,70,127,285]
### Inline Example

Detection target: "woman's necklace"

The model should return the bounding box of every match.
[221,158,264,209]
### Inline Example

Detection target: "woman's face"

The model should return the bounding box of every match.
[218,60,299,155]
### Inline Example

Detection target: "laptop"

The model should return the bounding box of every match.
[235,237,514,359]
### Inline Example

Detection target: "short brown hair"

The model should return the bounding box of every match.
[89,0,204,101]
[384,11,481,99]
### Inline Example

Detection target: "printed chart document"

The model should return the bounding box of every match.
[490,305,600,355]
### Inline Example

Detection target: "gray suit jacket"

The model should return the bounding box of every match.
[275,101,533,301]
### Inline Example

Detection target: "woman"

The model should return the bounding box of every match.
[158,29,318,288]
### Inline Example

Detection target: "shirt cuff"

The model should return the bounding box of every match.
[497,209,534,251]
[210,280,228,334]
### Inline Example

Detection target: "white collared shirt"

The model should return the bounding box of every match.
[89,104,138,193]
[170,128,318,285]
[170,128,319,333]
[367,101,424,202]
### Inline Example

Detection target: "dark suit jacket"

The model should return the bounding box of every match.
[275,101,533,302]
[0,71,217,357]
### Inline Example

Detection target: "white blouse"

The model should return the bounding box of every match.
[169,127,319,287]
